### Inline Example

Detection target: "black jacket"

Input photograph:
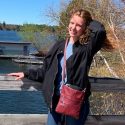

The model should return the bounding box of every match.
[24,20,106,108]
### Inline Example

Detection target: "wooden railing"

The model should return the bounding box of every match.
[0,75,125,125]
[85,77,125,125]
[0,75,47,125]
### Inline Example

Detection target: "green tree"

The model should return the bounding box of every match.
[47,0,125,78]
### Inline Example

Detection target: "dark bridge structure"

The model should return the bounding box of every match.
[0,75,125,125]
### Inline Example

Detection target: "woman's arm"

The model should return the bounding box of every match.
[8,41,61,82]
[7,72,24,80]
[87,20,106,55]
[24,42,59,82]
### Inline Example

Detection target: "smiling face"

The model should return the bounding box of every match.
[68,15,86,43]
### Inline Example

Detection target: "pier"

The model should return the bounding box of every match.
[12,58,43,64]
[0,55,44,65]
[0,55,44,59]
[0,75,125,125]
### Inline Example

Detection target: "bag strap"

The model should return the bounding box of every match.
[62,38,68,82]
[62,39,86,92]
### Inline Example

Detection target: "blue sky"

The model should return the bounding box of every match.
[0,0,63,25]
[0,0,123,26]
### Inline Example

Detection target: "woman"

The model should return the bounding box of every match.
[8,9,114,125]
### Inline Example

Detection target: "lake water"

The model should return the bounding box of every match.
[0,59,48,114]
[0,30,57,114]
[0,91,48,114]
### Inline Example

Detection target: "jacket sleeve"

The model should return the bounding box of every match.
[87,20,106,55]
[24,57,48,82]
[24,41,59,82]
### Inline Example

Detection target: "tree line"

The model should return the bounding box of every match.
[0,21,57,33]
[0,21,60,56]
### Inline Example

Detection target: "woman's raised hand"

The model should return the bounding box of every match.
[7,72,24,80]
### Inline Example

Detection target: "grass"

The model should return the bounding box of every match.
[90,92,125,115]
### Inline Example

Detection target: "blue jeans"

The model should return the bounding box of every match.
[46,100,90,125]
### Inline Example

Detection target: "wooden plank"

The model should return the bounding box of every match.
[90,77,125,91]
[0,76,42,91]
[0,55,44,59]
[0,114,47,125]
[12,58,43,64]
[0,76,125,91]
[85,115,125,125]
[0,114,125,125]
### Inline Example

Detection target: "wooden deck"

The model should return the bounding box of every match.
[0,55,44,59]
[0,75,125,125]
[86,115,125,125]
[0,75,43,91]
[0,114,47,125]
[12,58,43,65]
[0,115,124,125]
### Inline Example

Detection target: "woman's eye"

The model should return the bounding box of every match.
[77,24,82,28]
[70,21,74,24]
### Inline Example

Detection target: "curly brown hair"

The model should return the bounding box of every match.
[68,8,92,45]
[68,8,115,50]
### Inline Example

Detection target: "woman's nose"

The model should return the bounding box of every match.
[72,24,76,29]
